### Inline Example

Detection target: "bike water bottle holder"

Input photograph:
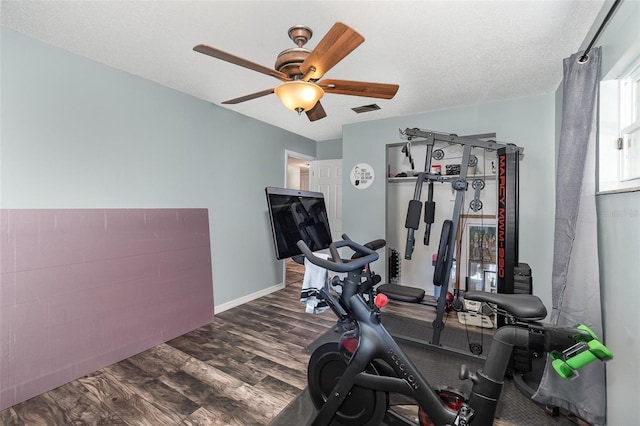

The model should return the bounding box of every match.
[550,325,613,379]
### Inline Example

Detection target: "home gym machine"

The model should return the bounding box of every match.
[377,128,523,354]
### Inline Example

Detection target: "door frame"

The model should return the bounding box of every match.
[284,149,315,188]
[283,150,316,286]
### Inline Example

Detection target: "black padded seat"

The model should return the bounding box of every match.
[464,291,547,321]
[377,283,425,304]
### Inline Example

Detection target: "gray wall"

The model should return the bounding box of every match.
[588,1,640,422]
[316,138,343,160]
[341,95,557,311]
[597,193,639,423]
[0,28,316,308]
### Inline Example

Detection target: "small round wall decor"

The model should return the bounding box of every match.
[350,163,375,189]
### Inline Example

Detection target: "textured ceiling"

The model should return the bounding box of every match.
[1,0,606,141]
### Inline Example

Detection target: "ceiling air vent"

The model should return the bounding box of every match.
[351,104,381,114]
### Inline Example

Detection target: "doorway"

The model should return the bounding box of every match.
[286,153,311,191]
[283,153,344,286]
[284,150,315,286]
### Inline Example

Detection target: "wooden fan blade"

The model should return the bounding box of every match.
[300,22,364,81]
[194,44,290,81]
[306,102,327,121]
[319,79,399,99]
[222,88,275,104]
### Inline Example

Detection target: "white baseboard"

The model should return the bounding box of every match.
[214,282,285,314]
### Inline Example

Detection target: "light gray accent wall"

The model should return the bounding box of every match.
[342,94,557,311]
[597,193,639,423]
[316,138,343,160]
[0,28,316,307]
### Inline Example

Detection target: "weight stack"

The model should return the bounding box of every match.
[388,248,401,284]
[511,262,533,373]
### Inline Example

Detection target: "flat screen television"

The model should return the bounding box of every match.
[265,186,333,260]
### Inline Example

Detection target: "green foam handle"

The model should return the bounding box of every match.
[551,325,613,379]
[552,358,576,379]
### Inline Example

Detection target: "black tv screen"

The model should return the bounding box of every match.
[265,186,333,260]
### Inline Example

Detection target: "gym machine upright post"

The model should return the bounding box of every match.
[378,128,524,354]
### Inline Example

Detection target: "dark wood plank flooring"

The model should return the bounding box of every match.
[0,260,456,426]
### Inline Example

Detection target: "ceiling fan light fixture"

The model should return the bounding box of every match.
[274,81,324,114]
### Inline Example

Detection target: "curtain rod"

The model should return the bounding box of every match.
[579,0,622,63]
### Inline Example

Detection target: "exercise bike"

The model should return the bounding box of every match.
[297,236,612,426]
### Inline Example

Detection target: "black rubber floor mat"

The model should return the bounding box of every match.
[381,312,495,357]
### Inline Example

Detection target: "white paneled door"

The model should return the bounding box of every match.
[309,159,343,242]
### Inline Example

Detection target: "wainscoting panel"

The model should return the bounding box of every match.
[0,209,214,410]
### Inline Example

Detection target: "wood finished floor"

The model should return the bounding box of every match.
[0,260,448,426]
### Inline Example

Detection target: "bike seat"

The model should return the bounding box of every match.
[464,291,547,321]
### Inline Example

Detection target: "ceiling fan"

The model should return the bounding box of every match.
[193,22,399,121]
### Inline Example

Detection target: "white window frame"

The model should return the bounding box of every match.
[598,57,640,193]
[619,63,640,182]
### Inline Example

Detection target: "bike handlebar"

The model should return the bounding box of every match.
[342,235,386,259]
[296,237,380,273]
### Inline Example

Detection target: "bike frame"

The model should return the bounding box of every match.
[298,238,609,426]
[311,269,530,426]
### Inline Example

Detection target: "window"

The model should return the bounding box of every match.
[619,63,640,182]
[599,57,640,193]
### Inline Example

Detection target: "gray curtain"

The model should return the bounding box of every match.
[533,47,606,425]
